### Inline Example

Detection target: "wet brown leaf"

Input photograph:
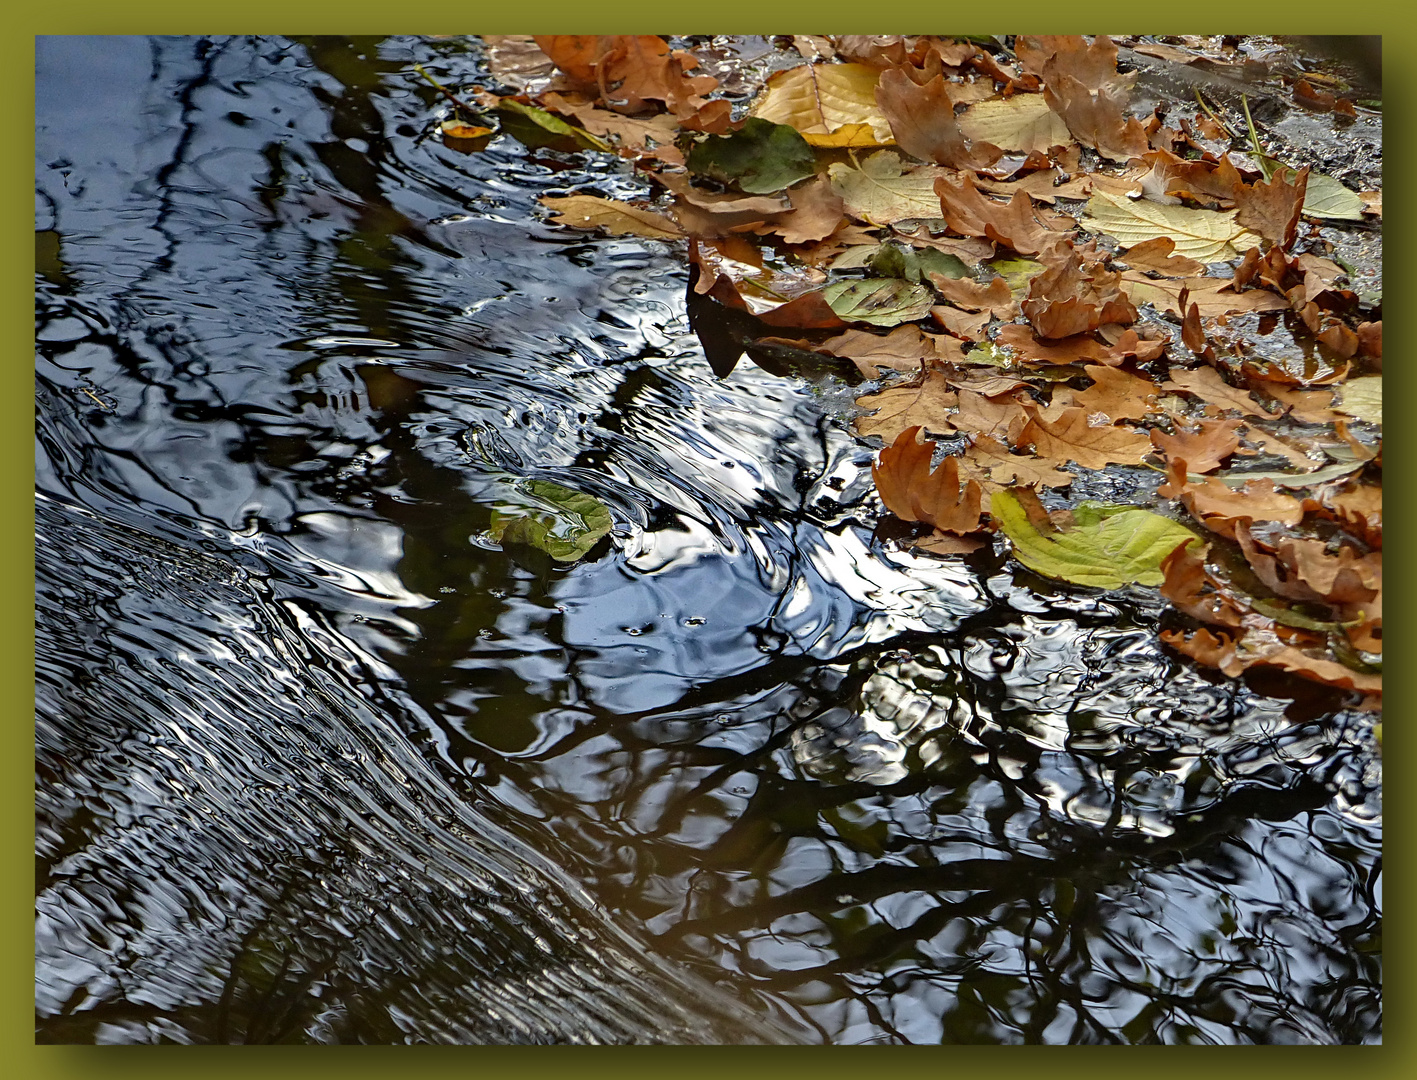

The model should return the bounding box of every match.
[1116,236,1206,277]
[1022,243,1137,339]
[534,35,717,117]
[876,67,1000,169]
[855,366,958,441]
[1151,418,1246,472]
[759,175,847,245]
[935,173,1068,256]
[1234,165,1309,249]
[1161,626,1382,694]
[928,274,1018,318]
[930,305,991,341]
[1159,538,1245,628]
[873,426,985,534]
[958,433,1075,489]
[1165,366,1281,418]
[1157,460,1304,536]
[540,195,683,240]
[813,324,935,379]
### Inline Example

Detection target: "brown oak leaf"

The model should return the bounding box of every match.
[1116,236,1206,277]
[1164,366,1281,418]
[930,305,991,342]
[958,433,1074,490]
[855,366,958,442]
[1161,626,1382,695]
[534,35,717,117]
[1234,165,1309,249]
[1150,418,1247,473]
[1157,460,1304,537]
[928,274,1018,318]
[1017,407,1153,469]
[1022,243,1137,338]
[934,173,1065,256]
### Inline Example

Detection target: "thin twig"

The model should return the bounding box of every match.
[1240,93,1271,180]
[412,62,484,121]
[1192,88,1236,140]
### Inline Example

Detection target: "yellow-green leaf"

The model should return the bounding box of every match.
[992,490,1204,589]
[749,63,894,147]
[824,278,935,326]
[1081,191,1262,262]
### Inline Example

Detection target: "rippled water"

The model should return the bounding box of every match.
[36,35,1381,1043]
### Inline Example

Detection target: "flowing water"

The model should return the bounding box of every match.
[35,35,1381,1044]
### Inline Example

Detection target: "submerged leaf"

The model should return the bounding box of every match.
[825,278,935,326]
[992,489,1203,589]
[686,118,818,194]
[487,479,614,563]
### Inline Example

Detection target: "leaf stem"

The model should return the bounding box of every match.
[1240,94,1271,181]
[412,62,485,121]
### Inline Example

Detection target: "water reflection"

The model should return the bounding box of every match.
[36,34,1380,1043]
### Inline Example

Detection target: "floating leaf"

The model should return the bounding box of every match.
[749,63,893,146]
[957,95,1071,154]
[686,118,818,194]
[829,151,947,223]
[487,479,614,563]
[825,278,935,326]
[1081,191,1261,262]
[992,489,1203,589]
[540,195,683,240]
[873,426,984,535]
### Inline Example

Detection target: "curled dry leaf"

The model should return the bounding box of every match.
[872,426,985,534]
[749,62,894,146]
[1022,243,1138,339]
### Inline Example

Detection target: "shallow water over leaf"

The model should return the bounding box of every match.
[36,35,1380,1043]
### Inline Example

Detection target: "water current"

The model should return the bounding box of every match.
[35,35,1381,1043]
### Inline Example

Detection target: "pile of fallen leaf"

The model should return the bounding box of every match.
[430,34,1381,710]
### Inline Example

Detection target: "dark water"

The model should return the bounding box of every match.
[36,35,1381,1044]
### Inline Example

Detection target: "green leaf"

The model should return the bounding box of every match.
[984,256,1046,297]
[824,278,936,326]
[868,241,970,283]
[686,118,818,194]
[487,479,614,563]
[991,490,1204,589]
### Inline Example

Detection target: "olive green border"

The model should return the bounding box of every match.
[14,3,1405,1074]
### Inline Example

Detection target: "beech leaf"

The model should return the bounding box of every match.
[992,489,1203,589]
